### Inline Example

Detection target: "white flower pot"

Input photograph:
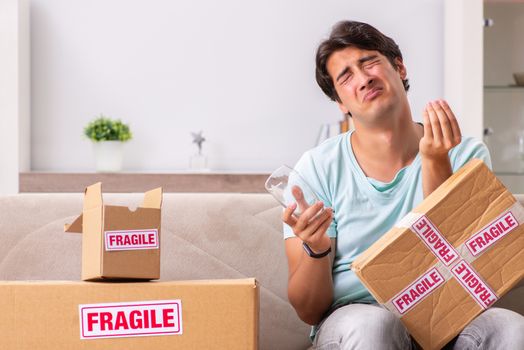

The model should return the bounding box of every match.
[93,141,124,172]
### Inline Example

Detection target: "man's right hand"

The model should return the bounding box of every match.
[282,185,335,324]
[281,185,333,254]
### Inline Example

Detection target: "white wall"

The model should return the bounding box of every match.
[31,0,444,172]
[444,0,483,141]
[0,0,30,195]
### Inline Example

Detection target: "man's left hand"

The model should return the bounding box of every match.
[420,100,462,160]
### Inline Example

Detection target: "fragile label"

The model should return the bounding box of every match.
[105,229,159,251]
[392,267,445,314]
[451,260,497,309]
[79,300,182,339]
[411,216,459,266]
[465,211,518,256]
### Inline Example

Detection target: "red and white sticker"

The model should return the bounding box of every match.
[451,260,497,309]
[79,300,182,339]
[411,216,459,266]
[104,229,159,251]
[465,211,518,256]
[392,267,445,314]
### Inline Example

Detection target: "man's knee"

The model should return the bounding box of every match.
[316,304,411,349]
[345,304,403,336]
[481,308,524,338]
[459,307,524,349]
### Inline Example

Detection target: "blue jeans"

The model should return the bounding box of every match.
[312,303,524,350]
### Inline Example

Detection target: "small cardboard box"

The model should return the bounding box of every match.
[0,279,259,349]
[352,159,524,350]
[65,182,162,281]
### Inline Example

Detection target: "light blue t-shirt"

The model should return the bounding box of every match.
[283,130,492,310]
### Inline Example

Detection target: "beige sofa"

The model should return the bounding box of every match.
[0,192,522,350]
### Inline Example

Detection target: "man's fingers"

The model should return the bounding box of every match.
[304,213,333,249]
[300,207,332,238]
[291,185,310,214]
[421,100,462,158]
[294,201,324,233]
[314,215,333,241]
[282,203,298,227]
[426,102,443,144]
[422,108,433,141]
[439,100,462,144]
[431,101,454,146]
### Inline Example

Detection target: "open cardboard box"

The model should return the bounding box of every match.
[352,159,524,349]
[65,182,162,281]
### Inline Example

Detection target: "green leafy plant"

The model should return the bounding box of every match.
[84,115,132,142]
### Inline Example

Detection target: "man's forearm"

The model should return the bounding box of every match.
[422,155,453,198]
[288,251,334,325]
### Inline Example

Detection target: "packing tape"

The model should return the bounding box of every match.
[382,260,453,318]
[455,244,476,264]
[395,212,423,229]
[382,200,524,318]
[455,200,524,262]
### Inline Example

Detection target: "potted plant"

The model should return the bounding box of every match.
[84,115,132,172]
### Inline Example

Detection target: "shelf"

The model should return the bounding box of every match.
[484,85,524,91]
[19,172,270,193]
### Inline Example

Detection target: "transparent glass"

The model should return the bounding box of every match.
[264,165,322,217]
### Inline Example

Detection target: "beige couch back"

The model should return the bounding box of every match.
[0,193,522,350]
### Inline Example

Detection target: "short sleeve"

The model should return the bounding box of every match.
[283,151,337,239]
[450,137,492,172]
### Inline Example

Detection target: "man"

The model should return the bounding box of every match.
[282,21,524,349]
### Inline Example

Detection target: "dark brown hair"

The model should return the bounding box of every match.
[315,21,410,103]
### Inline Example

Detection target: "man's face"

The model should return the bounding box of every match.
[326,46,407,124]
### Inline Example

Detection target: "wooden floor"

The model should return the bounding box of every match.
[19,172,270,193]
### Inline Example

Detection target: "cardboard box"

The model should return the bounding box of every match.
[352,159,524,350]
[65,182,162,281]
[0,279,259,349]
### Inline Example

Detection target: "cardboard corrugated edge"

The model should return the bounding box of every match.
[253,278,260,350]
[0,278,257,287]
[412,159,486,214]
[83,183,104,280]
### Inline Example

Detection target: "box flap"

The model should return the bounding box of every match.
[84,182,103,211]
[64,214,83,233]
[142,187,163,209]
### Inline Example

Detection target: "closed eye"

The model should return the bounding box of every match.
[364,59,380,68]
[341,72,352,85]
